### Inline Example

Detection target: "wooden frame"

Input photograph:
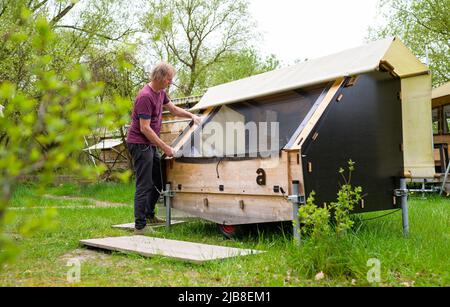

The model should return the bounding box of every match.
[286,78,345,151]
[167,150,302,225]
[171,107,214,153]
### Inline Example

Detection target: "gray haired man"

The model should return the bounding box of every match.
[126,62,201,234]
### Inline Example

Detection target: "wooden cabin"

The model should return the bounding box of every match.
[431,82,450,173]
[164,38,435,233]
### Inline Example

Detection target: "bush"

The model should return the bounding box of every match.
[297,160,363,277]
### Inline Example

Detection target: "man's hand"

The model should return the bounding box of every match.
[162,144,175,157]
[191,114,202,126]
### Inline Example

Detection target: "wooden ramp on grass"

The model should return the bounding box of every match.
[80,236,264,263]
[112,221,185,230]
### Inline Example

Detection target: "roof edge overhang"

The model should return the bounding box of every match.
[190,70,374,111]
[191,37,429,112]
[380,37,429,79]
[432,81,450,100]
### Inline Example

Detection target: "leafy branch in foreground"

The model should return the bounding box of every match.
[0,5,131,268]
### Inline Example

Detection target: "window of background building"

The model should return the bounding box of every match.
[432,108,440,134]
[443,105,450,134]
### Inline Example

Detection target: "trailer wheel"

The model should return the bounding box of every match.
[217,224,243,239]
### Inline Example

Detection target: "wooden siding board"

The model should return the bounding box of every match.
[171,193,293,225]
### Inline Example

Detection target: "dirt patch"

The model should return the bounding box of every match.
[43,195,129,208]
[60,248,113,266]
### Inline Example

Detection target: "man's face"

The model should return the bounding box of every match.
[162,74,173,89]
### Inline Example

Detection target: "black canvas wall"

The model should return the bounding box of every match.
[301,71,403,213]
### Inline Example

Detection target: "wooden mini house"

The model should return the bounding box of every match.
[165,38,435,230]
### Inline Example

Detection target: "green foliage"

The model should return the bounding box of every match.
[298,192,331,240]
[3,182,449,286]
[0,2,132,268]
[85,47,145,102]
[297,160,364,276]
[299,160,362,239]
[141,0,278,97]
[368,0,449,86]
[203,49,280,90]
[331,160,362,236]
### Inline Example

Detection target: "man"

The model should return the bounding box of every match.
[127,62,201,235]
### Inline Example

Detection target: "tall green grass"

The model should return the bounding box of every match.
[1,183,449,286]
[12,182,135,205]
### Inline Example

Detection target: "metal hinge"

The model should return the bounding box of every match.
[288,194,306,204]
[162,190,176,197]
[394,189,408,197]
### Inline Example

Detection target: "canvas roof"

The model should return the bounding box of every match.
[83,138,123,151]
[432,81,450,100]
[191,37,428,111]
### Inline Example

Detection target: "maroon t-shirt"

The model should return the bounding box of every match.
[127,84,169,145]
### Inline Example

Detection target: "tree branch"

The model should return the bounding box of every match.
[394,5,450,37]
[50,3,76,25]
[31,0,49,12]
[0,1,7,18]
[54,24,136,43]
[163,30,191,67]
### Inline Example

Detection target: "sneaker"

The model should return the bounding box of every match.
[133,228,145,236]
[146,216,166,224]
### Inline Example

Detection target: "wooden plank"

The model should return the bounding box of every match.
[80,236,264,264]
[287,150,303,195]
[401,75,435,178]
[172,193,292,225]
[172,107,214,152]
[285,151,292,194]
[160,122,189,134]
[160,133,180,145]
[112,221,185,230]
[288,78,345,150]
[168,155,289,196]
[283,82,333,150]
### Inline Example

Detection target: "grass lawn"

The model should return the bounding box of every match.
[1,182,449,286]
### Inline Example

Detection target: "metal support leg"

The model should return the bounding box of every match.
[421,180,425,199]
[164,183,172,230]
[400,178,409,237]
[440,160,450,196]
[289,180,302,245]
